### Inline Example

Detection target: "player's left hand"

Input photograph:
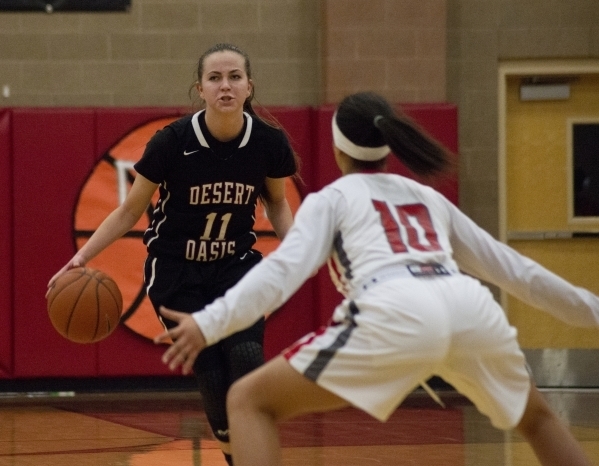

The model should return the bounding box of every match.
[154,306,207,375]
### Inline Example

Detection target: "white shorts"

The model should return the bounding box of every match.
[284,273,530,430]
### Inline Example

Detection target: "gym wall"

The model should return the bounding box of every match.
[0,103,457,380]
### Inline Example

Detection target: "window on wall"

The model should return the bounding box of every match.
[0,1,130,11]
[571,121,599,218]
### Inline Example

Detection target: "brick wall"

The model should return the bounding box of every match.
[0,0,322,107]
[322,0,446,103]
[0,0,446,107]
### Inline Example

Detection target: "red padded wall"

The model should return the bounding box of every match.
[0,110,12,378]
[6,104,458,379]
[401,103,459,205]
[260,107,318,359]
[12,109,98,377]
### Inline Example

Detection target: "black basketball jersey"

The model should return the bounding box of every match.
[134,110,296,262]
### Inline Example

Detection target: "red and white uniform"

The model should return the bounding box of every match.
[193,172,599,429]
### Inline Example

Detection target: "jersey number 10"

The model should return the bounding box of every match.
[372,200,442,253]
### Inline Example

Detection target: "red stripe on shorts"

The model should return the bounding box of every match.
[283,325,328,360]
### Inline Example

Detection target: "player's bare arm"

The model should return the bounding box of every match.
[47,174,158,290]
[262,176,294,239]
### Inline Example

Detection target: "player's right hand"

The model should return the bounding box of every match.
[46,255,86,296]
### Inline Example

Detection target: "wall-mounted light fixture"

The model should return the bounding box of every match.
[519,76,576,101]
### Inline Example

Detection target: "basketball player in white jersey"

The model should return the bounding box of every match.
[156,91,598,466]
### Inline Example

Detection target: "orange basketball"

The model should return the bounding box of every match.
[47,267,123,344]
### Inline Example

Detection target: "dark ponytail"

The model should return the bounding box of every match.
[335,92,452,177]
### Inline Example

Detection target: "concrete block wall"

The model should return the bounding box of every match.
[322,0,447,103]
[0,0,447,108]
[2,0,599,239]
[0,0,322,107]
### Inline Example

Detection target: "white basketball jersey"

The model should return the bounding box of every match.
[323,173,459,297]
[194,172,599,345]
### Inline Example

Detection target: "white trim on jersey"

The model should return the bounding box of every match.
[145,184,170,248]
[191,110,209,147]
[239,112,253,148]
[145,256,157,297]
[191,110,253,149]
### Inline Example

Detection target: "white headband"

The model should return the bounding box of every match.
[332,112,390,161]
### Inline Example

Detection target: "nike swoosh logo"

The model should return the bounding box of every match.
[183,149,199,156]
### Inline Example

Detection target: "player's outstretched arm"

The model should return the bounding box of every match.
[446,198,599,327]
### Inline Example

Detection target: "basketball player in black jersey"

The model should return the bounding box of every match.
[48,43,299,466]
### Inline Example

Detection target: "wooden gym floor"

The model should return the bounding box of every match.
[1,382,599,466]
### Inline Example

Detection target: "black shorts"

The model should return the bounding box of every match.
[144,249,261,314]
[144,250,265,373]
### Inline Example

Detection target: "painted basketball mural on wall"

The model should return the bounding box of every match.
[74,116,303,341]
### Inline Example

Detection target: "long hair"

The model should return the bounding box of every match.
[335,92,452,177]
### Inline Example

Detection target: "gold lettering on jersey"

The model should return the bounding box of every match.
[190,186,200,205]
[189,183,254,205]
[223,182,233,203]
[185,211,236,261]
[185,239,236,262]
[212,182,222,203]
[236,183,245,204]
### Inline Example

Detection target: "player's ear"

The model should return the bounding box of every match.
[196,81,204,99]
[246,79,253,98]
[333,146,351,175]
